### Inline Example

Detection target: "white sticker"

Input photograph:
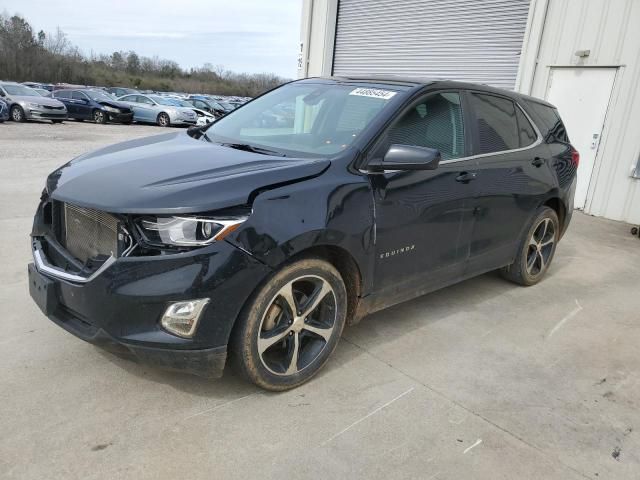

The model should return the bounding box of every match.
[349,87,397,100]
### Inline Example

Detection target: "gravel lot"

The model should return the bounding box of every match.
[1,120,639,479]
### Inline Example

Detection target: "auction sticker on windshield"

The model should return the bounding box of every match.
[349,87,397,100]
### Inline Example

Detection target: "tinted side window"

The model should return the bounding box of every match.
[469,93,519,154]
[72,91,88,101]
[523,100,569,143]
[55,90,70,99]
[515,106,537,147]
[387,92,465,160]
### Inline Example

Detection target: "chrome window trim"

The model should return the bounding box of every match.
[362,98,543,172]
[438,99,543,166]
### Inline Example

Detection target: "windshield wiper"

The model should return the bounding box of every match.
[219,143,287,157]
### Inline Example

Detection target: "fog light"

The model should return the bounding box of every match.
[161,299,210,338]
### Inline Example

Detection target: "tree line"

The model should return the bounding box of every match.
[0,13,288,97]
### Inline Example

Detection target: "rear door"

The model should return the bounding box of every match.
[463,91,555,273]
[137,95,158,122]
[72,91,92,119]
[120,95,143,121]
[367,90,477,301]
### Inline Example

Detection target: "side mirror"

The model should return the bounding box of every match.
[0,90,5,97]
[367,144,441,172]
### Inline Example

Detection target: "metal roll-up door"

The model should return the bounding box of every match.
[332,0,531,90]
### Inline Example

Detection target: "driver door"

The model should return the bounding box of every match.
[366,91,478,301]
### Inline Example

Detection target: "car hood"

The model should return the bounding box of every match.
[11,95,64,107]
[97,100,131,110]
[47,132,330,214]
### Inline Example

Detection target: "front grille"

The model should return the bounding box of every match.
[62,203,119,263]
[43,105,65,110]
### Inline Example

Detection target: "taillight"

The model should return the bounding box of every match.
[571,147,580,167]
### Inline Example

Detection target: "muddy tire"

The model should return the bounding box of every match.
[500,206,560,286]
[231,257,347,391]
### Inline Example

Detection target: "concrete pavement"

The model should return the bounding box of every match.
[1,121,638,479]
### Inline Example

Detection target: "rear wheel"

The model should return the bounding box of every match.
[10,105,25,122]
[231,258,347,391]
[93,109,107,124]
[157,112,170,127]
[500,207,559,286]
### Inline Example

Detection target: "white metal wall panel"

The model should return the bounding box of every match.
[332,0,531,89]
[519,0,640,224]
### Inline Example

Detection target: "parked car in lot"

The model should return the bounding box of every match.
[28,77,577,390]
[0,82,67,123]
[105,87,139,98]
[163,98,215,125]
[117,93,197,126]
[32,88,51,97]
[0,98,9,122]
[51,89,134,124]
[185,98,230,118]
[22,82,53,91]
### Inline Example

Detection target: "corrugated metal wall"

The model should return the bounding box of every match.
[521,0,640,224]
[332,0,531,89]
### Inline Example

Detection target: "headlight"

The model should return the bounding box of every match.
[102,106,120,113]
[136,214,248,247]
[27,102,41,108]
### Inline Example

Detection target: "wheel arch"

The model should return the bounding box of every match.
[542,197,566,232]
[281,244,363,324]
[226,242,364,352]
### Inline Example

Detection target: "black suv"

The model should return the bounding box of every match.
[28,77,577,390]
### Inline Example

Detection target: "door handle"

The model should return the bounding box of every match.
[455,172,477,183]
[532,157,546,167]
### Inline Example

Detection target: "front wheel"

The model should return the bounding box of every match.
[231,258,347,391]
[500,206,559,286]
[93,109,107,124]
[10,105,25,122]
[157,112,170,127]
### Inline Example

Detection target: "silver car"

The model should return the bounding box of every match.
[0,82,67,123]
[117,94,197,127]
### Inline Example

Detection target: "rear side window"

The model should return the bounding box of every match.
[523,100,569,143]
[55,91,70,99]
[469,93,519,154]
[515,106,537,147]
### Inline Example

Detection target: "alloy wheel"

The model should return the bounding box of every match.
[94,110,105,123]
[257,275,337,376]
[158,113,170,127]
[11,106,24,122]
[526,218,556,276]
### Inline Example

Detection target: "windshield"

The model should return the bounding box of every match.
[86,90,115,102]
[204,82,402,156]
[149,95,179,106]
[3,84,38,96]
[164,98,192,107]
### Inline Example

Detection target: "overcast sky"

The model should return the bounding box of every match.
[3,0,302,78]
